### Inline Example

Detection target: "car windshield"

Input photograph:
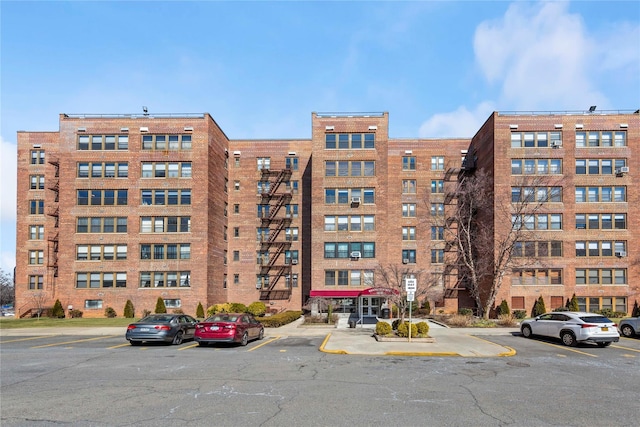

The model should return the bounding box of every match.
[207,315,239,322]
[579,316,612,323]
[141,315,174,323]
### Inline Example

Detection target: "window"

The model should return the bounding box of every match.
[76,272,126,288]
[576,159,625,175]
[430,203,444,216]
[325,133,375,150]
[141,134,191,151]
[140,216,189,233]
[325,161,375,177]
[285,157,299,170]
[31,150,45,164]
[402,250,416,264]
[84,300,103,309]
[139,189,190,206]
[575,186,625,203]
[28,275,44,289]
[576,213,626,230]
[402,180,416,194]
[30,200,44,215]
[402,203,416,217]
[512,241,562,257]
[512,214,562,230]
[431,249,444,264]
[403,156,416,171]
[28,250,44,265]
[402,227,416,241]
[234,227,240,238]
[511,186,562,202]
[431,180,444,194]
[431,226,444,240]
[511,131,561,148]
[324,242,375,258]
[29,225,44,240]
[511,269,562,285]
[257,157,270,170]
[512,159,562,175]
[76,217,127,233]
[576,131,626,147]
[431,156,444,171]
[30,175,45,190]
[575,241,626,257]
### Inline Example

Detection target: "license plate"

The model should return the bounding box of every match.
[140,328,149,332]
[601,327,608,331]
[210,326,219,331]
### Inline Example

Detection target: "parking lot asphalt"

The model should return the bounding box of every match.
[0,317,519,357]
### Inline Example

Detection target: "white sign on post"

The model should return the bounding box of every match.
[407,292,415,302]
[405,278,417,292]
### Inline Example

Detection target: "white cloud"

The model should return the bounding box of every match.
[418,102,495,139]
[419,0,639,137]
[472,1,638,110]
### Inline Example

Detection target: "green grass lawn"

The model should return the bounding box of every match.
[0,317,136,329]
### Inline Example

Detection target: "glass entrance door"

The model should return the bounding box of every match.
[361,297,380,316]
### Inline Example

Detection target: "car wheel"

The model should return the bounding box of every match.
[521,325,533,338]
[561,331,577,347]
[240,332,249,346]
[130,340,141,346]
[258,329,264,340]
[172,331,184,345]
[597,342,612,347]
[620,325,635,338]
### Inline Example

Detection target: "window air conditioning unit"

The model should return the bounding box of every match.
[402,259,409,264]
[615,251,626,258]
[550,141,562,148]
[256,283,262,289]
[616,166,630,174]
[351,196,361,205]
[350,251,361,259]
[291,259,298,265]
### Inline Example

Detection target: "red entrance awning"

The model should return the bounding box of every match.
[309,290,362,298]
[309,288,398,298]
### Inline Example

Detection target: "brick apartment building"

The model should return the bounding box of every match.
[14,110,639,318]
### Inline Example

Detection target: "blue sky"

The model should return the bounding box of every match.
[1,1,639,274]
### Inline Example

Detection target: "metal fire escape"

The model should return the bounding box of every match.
[47,157,60,278]
[257,167,293,300]
[442,154,476,298]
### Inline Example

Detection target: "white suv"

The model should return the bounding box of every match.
[520,311,619,347]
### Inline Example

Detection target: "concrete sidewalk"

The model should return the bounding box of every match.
[0,318,518,357]
[273,318,518,357]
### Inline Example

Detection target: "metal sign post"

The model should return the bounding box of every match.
[405,278,417,342]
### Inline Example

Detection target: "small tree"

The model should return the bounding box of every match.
[247,301,267,317]
[532,296,547,317]
[632,300,639,317]
[568,294,579,311]
[0,268,15,308]
[196,302,205,318]
[51,299,65,318]
[123,300,135,318]
[30,292,48,319]
[155,297,167,314]
[498,299,510,316]
[104,307,117,318]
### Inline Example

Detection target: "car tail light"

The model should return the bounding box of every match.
[127,325,136,330]
[155,325,171,331]
[223,325,235,330]
[195,324,204,329]
[581,324,597,328]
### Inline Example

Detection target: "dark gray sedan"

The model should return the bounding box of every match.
[126,314,197,345]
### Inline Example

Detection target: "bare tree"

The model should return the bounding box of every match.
[30,292,49,319]
[372,264,440,323]
[0,268,14,308]
[434,169,562,319]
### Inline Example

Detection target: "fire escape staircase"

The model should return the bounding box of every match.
[257,168,294,301]
[47,157,60,278]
